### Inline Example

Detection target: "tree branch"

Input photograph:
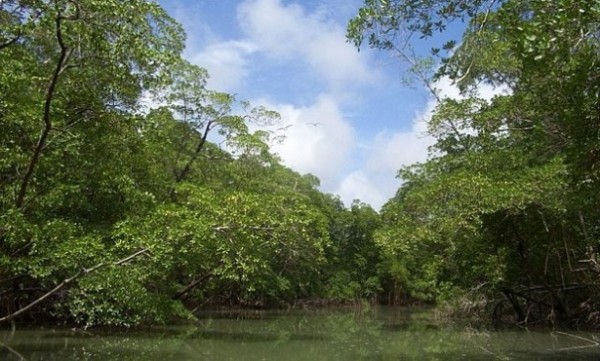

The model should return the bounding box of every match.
[0,248,149,324]
[168,120,213,199]
[172,271,213,300]
[176,120,213,183]
[0,35,21,51]
[15,5,75,209]
[454,0,497,85]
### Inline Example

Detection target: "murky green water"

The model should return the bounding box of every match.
[1,307,598,360]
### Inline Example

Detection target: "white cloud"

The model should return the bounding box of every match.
[337,171,387,208]
[343,77,510,210]
[237,0,378,90]
[366,119,432,175]
[366,76,510,174]
[334,115,433,211]
[171,0,512,211]
[258,95,355,190]
[190,40,257,92]
[433,76,510,102]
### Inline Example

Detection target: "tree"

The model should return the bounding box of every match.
[0,0,187,325]
[349,0,600,326]
[0,0,184,211]
[325,201,383,302]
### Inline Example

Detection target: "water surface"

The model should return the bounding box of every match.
[1,307,598,360]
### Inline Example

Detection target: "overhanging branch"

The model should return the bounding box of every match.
[0,248,149,324]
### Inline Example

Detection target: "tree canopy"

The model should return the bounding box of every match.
[0,0,389,327]
[348,0,600,327]
[2,0,599,329]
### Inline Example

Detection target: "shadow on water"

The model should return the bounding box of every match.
[380,322,440,332]
[192,329,329,342]
[195,309,283,321]
[1,307,599,360]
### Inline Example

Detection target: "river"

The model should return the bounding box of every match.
[1,307,598,360]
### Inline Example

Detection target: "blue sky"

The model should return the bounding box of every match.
[157,0,451,209]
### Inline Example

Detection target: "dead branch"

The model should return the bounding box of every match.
[552,331,599,351]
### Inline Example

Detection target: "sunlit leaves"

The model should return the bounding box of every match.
[347,0,496,54]
[113,182,330,307]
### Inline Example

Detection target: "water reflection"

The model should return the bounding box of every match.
[1,307,598,360]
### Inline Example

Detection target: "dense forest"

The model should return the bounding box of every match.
[1,0,599,330]
[348,0,600,329]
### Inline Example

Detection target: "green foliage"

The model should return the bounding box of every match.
[1,0,367,327]
[12,0,599,329]
[348,0,493,49]
[350,0,600,325]
[325,201,383,301]
[108,181,331,310]
[65,266,190,328]
[0,0,185,215]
